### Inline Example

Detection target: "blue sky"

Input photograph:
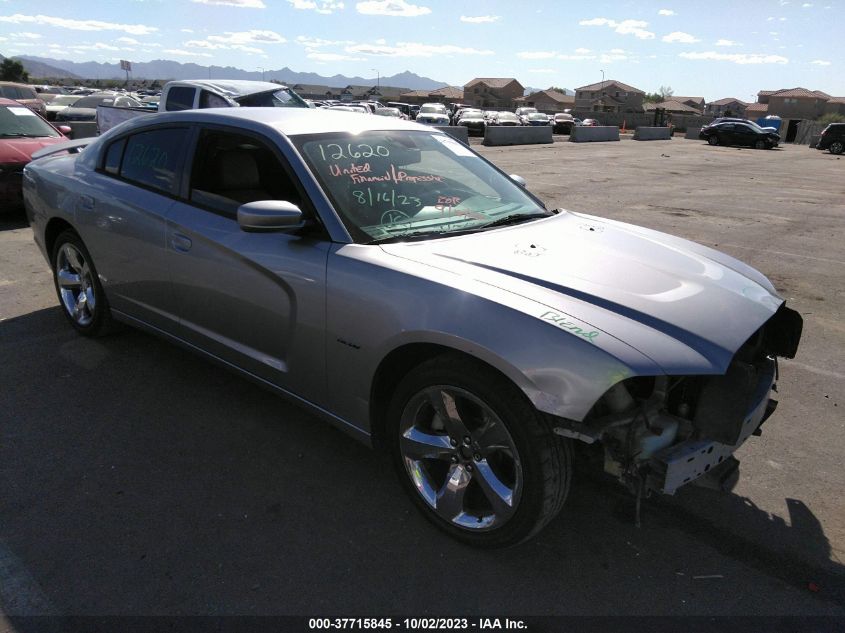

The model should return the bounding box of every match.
[1,0,842,100]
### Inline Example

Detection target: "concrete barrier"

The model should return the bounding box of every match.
[633,126,672,141]
[66,122,98,139]
[569,126,619,142]
[483,125,553,146]
[685,127,702,140]
[434,126,469,145]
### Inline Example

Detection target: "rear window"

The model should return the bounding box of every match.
[165,87,195,112]
[119,128,189,195]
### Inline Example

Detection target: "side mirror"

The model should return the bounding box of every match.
[58,125,72,135]
[237,200,304,232]
[509,174,528,188]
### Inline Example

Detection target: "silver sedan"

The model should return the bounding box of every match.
[24,108,802,546]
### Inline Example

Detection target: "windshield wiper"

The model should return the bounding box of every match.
[477,212,551,231]
[367,227,482,244]
[0,133,41,138]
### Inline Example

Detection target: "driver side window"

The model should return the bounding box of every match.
[189,129,302,216]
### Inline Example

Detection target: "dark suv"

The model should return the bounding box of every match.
[816,123,845,154]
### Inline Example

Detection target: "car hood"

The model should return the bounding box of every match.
[380,211,783,374]
[0,136,65,164]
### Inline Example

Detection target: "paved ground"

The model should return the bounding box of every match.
[1,137,843,619]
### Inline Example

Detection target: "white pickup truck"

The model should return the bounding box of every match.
[97,79,308,133]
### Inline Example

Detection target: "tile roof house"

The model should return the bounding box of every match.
[516,89,575,112]
[574,80,645,113]
[705,98,749,117]
[290,84,341,100]
[671,96,705,112]
[398,85,463,105]
[644,100,701,114]
[462,78,524,109]
[755,87,840,119]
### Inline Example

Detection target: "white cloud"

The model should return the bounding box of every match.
[679,51,788,64]
[662,31,700,43]
[657,9,675,15]
[811,59,831,65]
[288,0,344,13]
[574,47,591,54]
[715,39,737,46]
[296,35,353,48]
[0,13,157,35]
[192,0,266,7]
[164,48,213,57]
[517,51,557,59]
[11,31,41,38]
[601,51,628,63]
[207,29,285,44]
[802,2,813,6]
[460,15,500,23]
[307,51,364,61]
[356,0,430,16]
[579,17,654,39]
[180,28,194,33]
[117,36,140,44]
[766,16,774,20]
[345,41,492,56]
[780,16,787,20]
[70,42,120,51]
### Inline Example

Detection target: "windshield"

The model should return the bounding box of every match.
[0,106,60,138]
[49,96,80,107]
[497,113,518,121]
[420,105,446,114]
[72,95,116,109]
[294,131,548,243]
[235,87,308,108]
[527,113,547,120]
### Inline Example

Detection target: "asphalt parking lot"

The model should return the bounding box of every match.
[1,137,843,620]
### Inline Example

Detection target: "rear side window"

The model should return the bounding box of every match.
[0,86,13,98]
[120,128,188,195]
[103,137,126,175]
[18,86,37,99]
[165,87,195,111]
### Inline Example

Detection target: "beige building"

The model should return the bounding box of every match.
[463,78,524,109]
[515,89,575,112]
[671,96,705,112]
[399,86,463,105]
[705,98,749,117]
[574,80,645,113]
[753,87,841,119]
[644,100,701,115]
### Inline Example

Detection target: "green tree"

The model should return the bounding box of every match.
[818,112,845,124]
[644,92,662,103]
[659,85,674,99]
[0,58,29,82]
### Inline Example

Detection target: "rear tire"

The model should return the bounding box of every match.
[51,229,113,337]
[830,141,844,155]
[387,354,571,547]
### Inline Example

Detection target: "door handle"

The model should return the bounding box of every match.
[170,233,192,252]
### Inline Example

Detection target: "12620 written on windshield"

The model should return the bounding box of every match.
[298,132,518,237]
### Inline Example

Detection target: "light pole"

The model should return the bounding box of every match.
[600,69,605,88]
[371,68,380,89]
[257,66,265,81]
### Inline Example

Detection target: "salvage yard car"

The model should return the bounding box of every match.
[699,121,780,149]
[24,108,802,547]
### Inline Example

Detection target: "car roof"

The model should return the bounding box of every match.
[166,79,289,98]
[0,97,25,106]
[100,106,424,138]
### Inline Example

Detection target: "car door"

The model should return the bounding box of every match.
[79,126,189,332]
[734,124,757,146]
[165,125,330,403]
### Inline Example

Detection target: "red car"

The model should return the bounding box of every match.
[0,98,70,211]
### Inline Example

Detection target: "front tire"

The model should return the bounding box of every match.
[387,354,571,547]
[754,139,767,150]
[707,135,719,146]
[52,229,113,337]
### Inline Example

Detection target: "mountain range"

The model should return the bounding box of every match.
[11,54,449,90]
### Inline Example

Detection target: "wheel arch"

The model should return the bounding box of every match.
[44,217,77,262]
[369,343,534,451]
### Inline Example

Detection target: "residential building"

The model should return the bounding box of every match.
[400,86,463,105]
[290,84,341,100]
[644,100,701,115]
[753,87,845,120]
[463,78,524,109]
[706,98,748,117]
[515,89,575,112]
[671,96,705,112]
[574,80,645,113]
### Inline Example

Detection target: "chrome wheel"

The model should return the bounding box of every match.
[398,385,522,531]
[56,242,96,327]
[830,141,844,155]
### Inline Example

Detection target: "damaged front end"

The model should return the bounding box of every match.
[554,303,803,496]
